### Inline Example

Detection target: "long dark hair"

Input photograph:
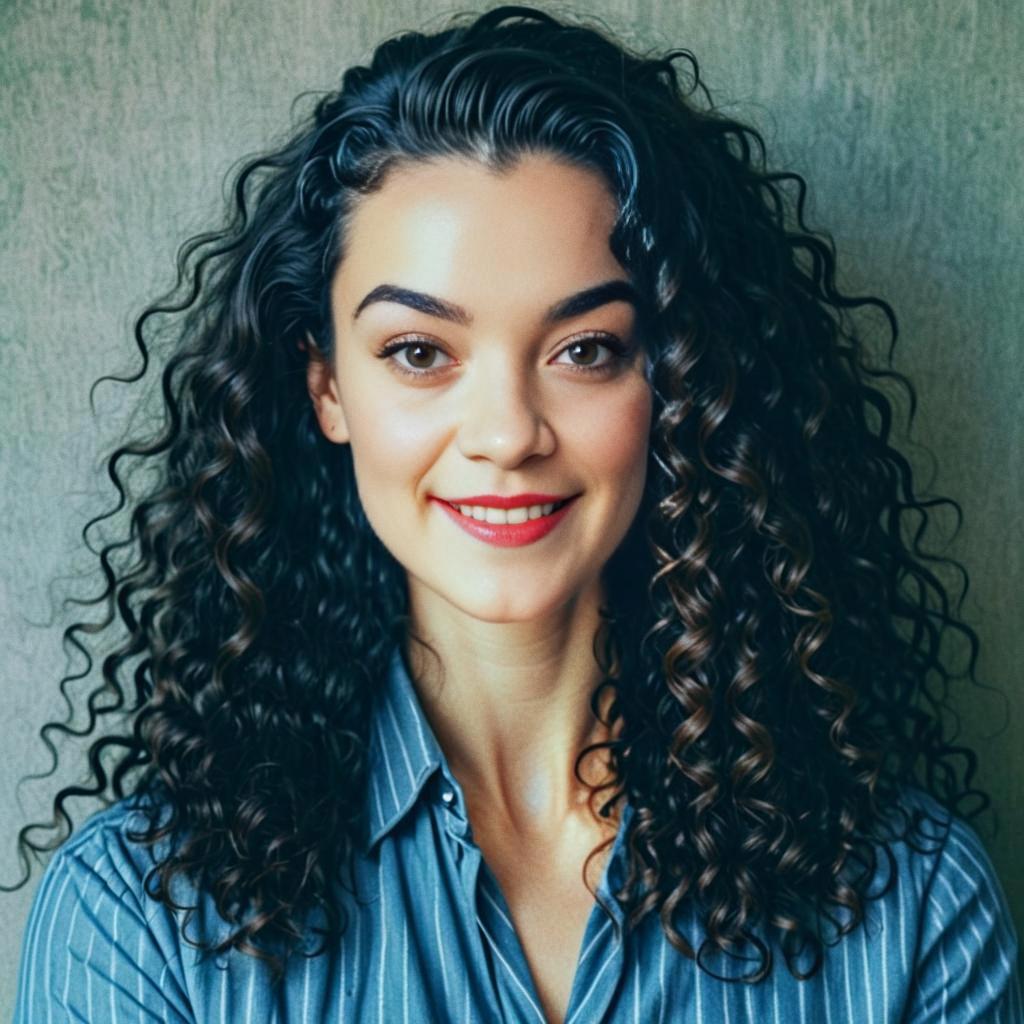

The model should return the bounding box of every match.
[4,3,1001,987]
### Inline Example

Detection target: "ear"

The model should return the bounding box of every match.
[304,334,351,444]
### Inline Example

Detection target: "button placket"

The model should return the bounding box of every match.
[436,775,472,842]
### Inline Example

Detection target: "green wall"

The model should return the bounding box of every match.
[2,1,1021,1014]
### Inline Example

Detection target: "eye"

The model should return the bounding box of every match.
[375,332,634,379]
[553,334,629,372]
[376,337,455,377]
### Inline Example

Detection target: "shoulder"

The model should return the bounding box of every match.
[888,783,1010,907]
[30,793,179,925]
[14,794,194,1023]
[887,784,1022,1021]
[881,783,1012,925]
[48,793,166,879]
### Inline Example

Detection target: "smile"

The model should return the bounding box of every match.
[445,498,572,524]
[430,495,579,547]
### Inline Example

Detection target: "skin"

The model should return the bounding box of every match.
[306,152,653,1022]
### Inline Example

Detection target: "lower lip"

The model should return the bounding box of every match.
[430,497,579,547]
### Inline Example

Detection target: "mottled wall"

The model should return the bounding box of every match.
[1,0,1021,1014]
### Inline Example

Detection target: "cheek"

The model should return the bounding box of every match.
[344,394,441,502]
[569,382,652,483]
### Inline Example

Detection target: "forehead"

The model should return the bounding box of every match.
[331,153,627,319]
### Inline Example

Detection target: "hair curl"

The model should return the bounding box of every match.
[4,2,1004,988]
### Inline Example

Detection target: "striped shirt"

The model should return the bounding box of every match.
[14,644,1023,1022]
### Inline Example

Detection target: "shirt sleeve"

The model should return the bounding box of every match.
[13,838,194,1023]
[904,811,1023,1023]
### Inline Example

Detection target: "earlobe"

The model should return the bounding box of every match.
[304,336,351,444]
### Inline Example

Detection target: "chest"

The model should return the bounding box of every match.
[474,827,615,1024]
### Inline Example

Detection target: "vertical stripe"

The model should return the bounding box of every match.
[958,909,997,1000]
[576,918,611,968]
[218,956,227,1024]
[632,942,640,1023]
[39,862,73,1023]
[797,965,806,1021]
[435,880,451,1006]
[695,928,704,1024]
[405,690,432,762]
[378,864,388,1024]
[842,916,854,1023]
[822,950,833,1024]
[938,917,950,1020]
[1011,964,1023,1023]
[899,870,909,977]
[402,917,409,1024]
[771,956,781,1024]
[383,691,417,787]
[951,928,978,1018]
[565,943,618,1024]
[879,888,890,1013]
[477,917,546,1024]
[136,929,144,1012]
[370,770,384,818]
[109,900,119,1024]
[85,929,96,1023]
[354,902,362,1001]
[245,960,255,1021]
[658,931,666,1024]
[302,949,311,1023]
[946,832,1016,967]
[860,911,875,1024]
[477,878,538,1005]
[480,878,516,934]
[60,901,80,1011]
[380,727,401,813]
[339,902,347,1007]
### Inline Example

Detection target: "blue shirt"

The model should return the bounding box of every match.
[14,644,1023,1022]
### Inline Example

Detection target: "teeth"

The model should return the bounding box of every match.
[453,501,561,524]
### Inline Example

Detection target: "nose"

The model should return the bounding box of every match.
[455,357,556,466]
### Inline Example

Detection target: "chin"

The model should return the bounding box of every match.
[452,569,603,622]
[450,590,565,624]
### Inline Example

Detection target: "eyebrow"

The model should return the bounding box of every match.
[351,279,640,326]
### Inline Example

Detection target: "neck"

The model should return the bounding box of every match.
[403,579,621,840]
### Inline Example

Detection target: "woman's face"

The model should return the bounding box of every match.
[308,152,653,624]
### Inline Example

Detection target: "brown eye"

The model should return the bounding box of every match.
[376,337,455,377]
[565,339,601,366]
[553,334,631,374]
[405,342,439,369]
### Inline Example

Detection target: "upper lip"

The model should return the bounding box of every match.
[436,493,577,509]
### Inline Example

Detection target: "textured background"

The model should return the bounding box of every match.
[1,0,1021,1015]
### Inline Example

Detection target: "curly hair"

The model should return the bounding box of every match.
[4,2,1002,987]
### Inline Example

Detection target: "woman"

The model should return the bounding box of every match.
[8,5,1021,1022]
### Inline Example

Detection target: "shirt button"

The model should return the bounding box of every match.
[441,788,455,806]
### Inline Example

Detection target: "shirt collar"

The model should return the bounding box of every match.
[365,644,449,852]
[363,644,635,865]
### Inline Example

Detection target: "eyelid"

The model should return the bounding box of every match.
[376,336,456,375]
[551,332,629,365]
[376,330,632,378]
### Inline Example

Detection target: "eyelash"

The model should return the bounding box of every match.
[375,332,633,380]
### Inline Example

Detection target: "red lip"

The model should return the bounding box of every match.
[438,493,573,509]
[430,495,579,547]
